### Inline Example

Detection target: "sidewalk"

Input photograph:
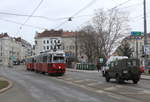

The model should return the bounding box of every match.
[141,74,150,80]
[67,68,150,80]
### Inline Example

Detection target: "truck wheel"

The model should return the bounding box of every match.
[132,79,138,84]
[116,75,123,84]
[105,73,110,82]
[102,71,105,77]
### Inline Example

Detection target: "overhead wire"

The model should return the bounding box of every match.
[107,0,132,11]
[0,18,46,29]
[0,11,66,21]
[19,0,44,29]
[54,0,98,29]
[55,0,133,30]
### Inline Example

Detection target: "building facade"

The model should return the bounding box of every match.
[116,34,150,66]
[0,33,32,66]
[34,30,78,67]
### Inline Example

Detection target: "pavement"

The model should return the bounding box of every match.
[66,68,150,80]
[1,65,150,102]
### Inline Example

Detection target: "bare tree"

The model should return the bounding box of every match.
[78,25,97,63]
[92,9,129,58]
[77,8,129,63]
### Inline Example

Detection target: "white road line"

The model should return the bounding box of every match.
[96,90,105,93]
[107,93,121,100]
[74,80,85,83]
[119,92,143,95]
[87,83,99,86]
[104,86,117,91]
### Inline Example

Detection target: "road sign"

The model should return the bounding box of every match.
[99,58,104,63]
[131,31,143,36]
[144,45,150,55]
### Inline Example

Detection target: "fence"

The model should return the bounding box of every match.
[76,63,96,70]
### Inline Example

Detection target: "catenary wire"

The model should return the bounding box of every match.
[20,0,44,28]
[54,0,98,29]
[0,18,46,29]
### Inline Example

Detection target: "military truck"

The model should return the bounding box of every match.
[104,58,141,84]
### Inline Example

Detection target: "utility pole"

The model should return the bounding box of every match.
[143,0,148,69]
[136,37,138,59]
[75,31,78,62]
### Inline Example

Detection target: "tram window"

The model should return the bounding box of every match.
[32,58,34,63]
[48,55,52,62]
[53,56,64,63]
[43,56,47,63]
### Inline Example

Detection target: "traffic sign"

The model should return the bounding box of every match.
[99,58,104,63]
[131,31,143,36]
[144,45,150,55]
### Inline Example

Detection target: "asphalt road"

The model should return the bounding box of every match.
[0,65,150,102]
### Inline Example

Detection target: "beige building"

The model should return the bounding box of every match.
[34,30,78,67]
[0,33,32,66]
[34,30,76,57]
[117,34,150,65]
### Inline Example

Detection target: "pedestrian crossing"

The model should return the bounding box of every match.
[55,76,150,99]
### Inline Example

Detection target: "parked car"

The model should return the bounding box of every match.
[140,65,150,74]
[140,66,144,73]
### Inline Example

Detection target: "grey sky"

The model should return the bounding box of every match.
[0,0,149,44]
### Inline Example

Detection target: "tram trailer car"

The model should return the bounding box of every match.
[26,57,34,71]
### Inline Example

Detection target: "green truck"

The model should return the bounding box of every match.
[104,58,141,84]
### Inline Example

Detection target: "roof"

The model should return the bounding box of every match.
[35,30,63,38]
[62,32,76,37]
[35,29,76,38]
[0,33,9,38]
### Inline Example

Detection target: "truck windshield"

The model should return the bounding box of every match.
[53,56,65,63]
[127,60,137,67]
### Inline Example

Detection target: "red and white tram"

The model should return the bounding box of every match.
[26,51,66,76]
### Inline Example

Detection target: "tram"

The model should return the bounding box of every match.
[26,51,66,76]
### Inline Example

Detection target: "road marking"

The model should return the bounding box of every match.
[104,86,117,91]
[87,82,98,86]
[142,90,150,94]
[119,92,143,95]
[74,80,85,83]
[107,93,121,100]
[115,85,123,88]
[64,78,73,81]
[96,90,105,93]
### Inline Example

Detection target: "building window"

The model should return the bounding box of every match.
[43,40,45,44]
[51,46,53,50]
[47,46,49,50]
[43,46,45,50]
[35,41,37,44]
[47,40,49,44]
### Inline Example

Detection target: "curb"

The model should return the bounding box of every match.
[0,77,13,93]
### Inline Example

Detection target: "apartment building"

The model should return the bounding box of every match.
[0,33,32,66]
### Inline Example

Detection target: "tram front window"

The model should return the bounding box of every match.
[53,56,65,63]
